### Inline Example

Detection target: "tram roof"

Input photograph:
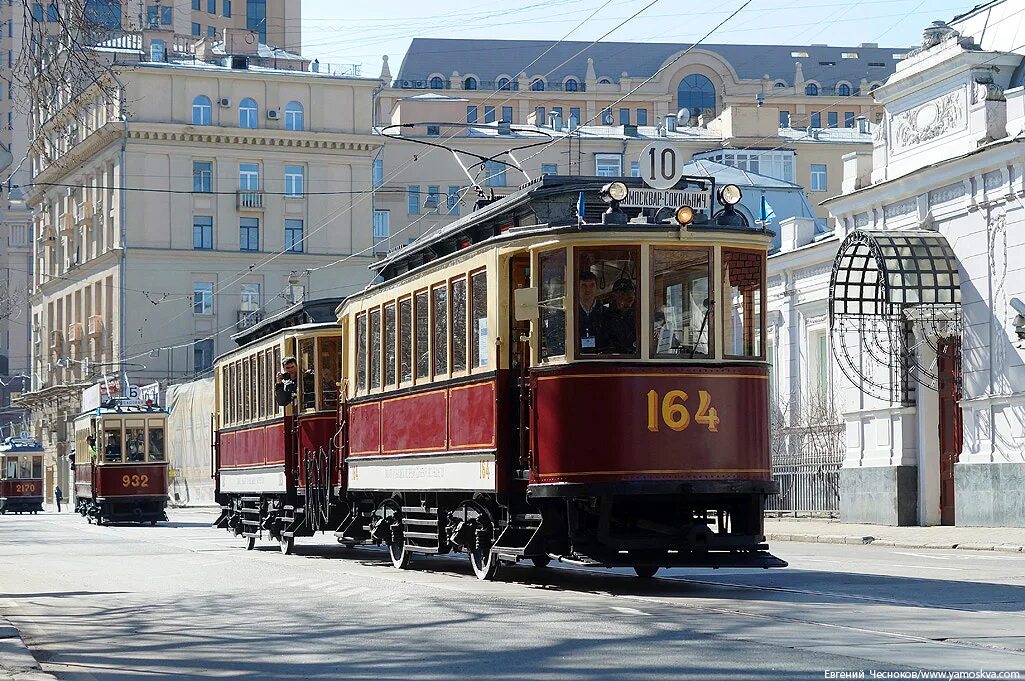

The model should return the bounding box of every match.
[0,438,43,454]
[231,297,347,347]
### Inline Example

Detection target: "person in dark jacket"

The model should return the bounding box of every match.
[599,278,637,354]
[54,485,63,512]
[577,271,604,354]
[274,356,299,407]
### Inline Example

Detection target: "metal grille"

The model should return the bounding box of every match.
[769,424,844,512]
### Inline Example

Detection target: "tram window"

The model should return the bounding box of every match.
[243,357,252,421]
[250,357,258,418]
[319,336,341,411]
[19,456,31,478]
[126,422,146,462]
[576,247,640,356]
[273,347,282,412]
[5,459,16,478]
[723,249,765,358]
[103,426,123,463]
[539,249,567,360]
[256,352,266,418]
[398,298,413,383]
[356,313,368,393]
[470,271,488,369]
[650,248,713,359]
[369,310,382,391]
[265,350,275,417]
[221,368,230,425]
[148,426,165,462]
[384,303,397,386]
[31,457,42,479]
[415,290,430,379]
[451,278,467,372]
[300,338,317,409]
[433,285,449,376]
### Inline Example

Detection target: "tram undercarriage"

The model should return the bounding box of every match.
[76,495,168,525]
[218,491,348,555]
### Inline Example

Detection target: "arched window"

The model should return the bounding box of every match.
[429,76,444,89]
[463,77,478,91]
[530,78,545,91]
[239,98,258,128]
[869,81,883,93]
[805,83,819,96]
[773,81,787,88]
[191,95,212,125]
[598,78,612,85]
[498,78,511,91]
[837,83,851,96]
[564,78,578,92]
[284,101,304,131]
[677,73,716,125]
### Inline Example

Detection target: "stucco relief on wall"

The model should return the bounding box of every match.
[989,208,1008,394]
[883,198,917,220]
[889,88,967,154]
[854,213,870,228]
[928,183,965,207]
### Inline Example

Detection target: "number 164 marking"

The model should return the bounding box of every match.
[646,389,720,433]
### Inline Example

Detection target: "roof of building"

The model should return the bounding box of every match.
[682,159,802,190]
[395,38,908,89]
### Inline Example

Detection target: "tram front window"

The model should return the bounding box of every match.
[32,457,42,479]
[148,426,165,462]
[575,247,640,357]
[723,249,765,358]
[300,339,316,411]
[651,248,712,358]
[104,428,123,463]
[126,423,146,462]
[19,457,31,478]
[3,459,14,478]
[539,249,567,360]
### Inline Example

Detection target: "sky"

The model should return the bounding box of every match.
[300,0,982,77]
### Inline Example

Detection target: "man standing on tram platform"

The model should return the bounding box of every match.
[577,271,604,354]
[275,356,299,407]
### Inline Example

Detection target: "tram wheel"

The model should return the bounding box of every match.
[633,565,659,579]
[245,536,256,551]
[456,501,499,581]
[531,556,551,568]
[378,500,411,569]
[95,516,103,527]
[279,534,294,555]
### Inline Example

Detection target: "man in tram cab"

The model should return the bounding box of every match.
[275,356,299,407]
[600,278,637,354]
[577,271,604,354]
[104,433,122,463]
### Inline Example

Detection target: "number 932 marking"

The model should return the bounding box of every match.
[122,474,150,488]
[646,390,720,433]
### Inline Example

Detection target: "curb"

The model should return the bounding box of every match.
[767,533,1025,553]
[0,617,58,681]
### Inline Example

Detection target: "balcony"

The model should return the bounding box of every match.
[49,330,63,356]
[67,322,83,343]
[237,310,264,331]
[87,315,104,337]
[236,190,264,211]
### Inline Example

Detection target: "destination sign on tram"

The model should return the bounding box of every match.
[621,187,711,211]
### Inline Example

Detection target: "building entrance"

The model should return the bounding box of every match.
[937,339,962,526]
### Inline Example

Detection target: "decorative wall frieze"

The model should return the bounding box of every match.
[889,87,967,154]
[928,182,966,207]
[883,198,917,219]
[794,263,832,280]
[126,127,379,152]
[854,212,870,228]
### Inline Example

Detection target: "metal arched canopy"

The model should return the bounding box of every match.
[830,229,961,321]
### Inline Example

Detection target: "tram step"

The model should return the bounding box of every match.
[401,506,439,514]
[402,531,441,540]
[240,519,262,527]
[402,517,439,527]
[240,508,261,514]
[512,513,542,522]
[242,532,259,538]
[241,496,262,502]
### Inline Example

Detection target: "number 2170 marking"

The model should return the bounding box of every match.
[646,390,720,432]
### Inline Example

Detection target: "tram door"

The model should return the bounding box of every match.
[508,255,531,472]
[937,339,962,526]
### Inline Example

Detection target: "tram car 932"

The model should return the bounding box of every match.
[215,174,786,579]
[0,438,45,515]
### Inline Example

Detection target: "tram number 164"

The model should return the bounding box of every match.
[122,474,150,489]
[646,390,720,433]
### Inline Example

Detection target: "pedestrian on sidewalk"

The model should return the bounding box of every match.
[54,485,63,513]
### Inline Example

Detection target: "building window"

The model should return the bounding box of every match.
[193,216,213,249]
[407,186,420,214]
[239,163,259,190]
[779,110,790,128]
[810,164,827,192]
[426,185,441,213]
[192,22,201,36]
[569,107,581,127]
[541,163,558,175]
[463,77,478,90]
[844,111,855,128]
[692,149,794,183]
[430,76,444,89]
[239,98,258,128]
[160,5,172,23]
[223,0,231,17]
[193,0,201,8]
[373,210,390,239]
[530,78,545,91]
[600,107,613,125]
[837,83,851,96]
[484,106,496,124]
[207,25,216,37]
[630,161,640,177]
[193,161,213,192]
[484,160,506,187]
[678,73,716,125]
[194,339,214,373]
[595,153,622,177]
[372,159,383,188]
[619,108,630,125]
[501,106,513,123]
[150,39,166,62]
[207,0,216,12]
[447,186,460,215]
[145,4,157,26]
[810,111,821,128]
[193,282,214,315]
[827,111,838,128]
[808,327,830,397]
[284,101,304,131]
[565,78,578,92]
[637,108,647,126]
[246,0,267,42]
[498,78,511,90]
[284,219,303,252]
[534,106,546,125]
[284,165,304,197]
[466,106,478,124]
[240,283,260,312]
[426,124,440,136]
[191,95,212,125]
[240,217,260,251]
[805,83,819,96]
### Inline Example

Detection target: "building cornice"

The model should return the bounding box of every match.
[126,123,382,153]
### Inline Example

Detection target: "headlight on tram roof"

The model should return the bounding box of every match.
[600,181,629,203]
[717,184,742,206]
[675,206,694,225]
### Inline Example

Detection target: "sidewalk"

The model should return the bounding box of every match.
[765,516,1025,553]
[0,617,56,681]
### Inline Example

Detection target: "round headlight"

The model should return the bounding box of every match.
[675,206,694,225]
[602,181,629,202]
[718,184,742,206]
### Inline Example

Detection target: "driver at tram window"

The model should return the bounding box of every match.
[104,434,122,463]
[274,356,299,407]
[577,271,604,354]
[599,278,637,354]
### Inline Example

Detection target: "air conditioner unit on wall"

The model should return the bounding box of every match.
[219,97,231,107]
[267,109,280,120]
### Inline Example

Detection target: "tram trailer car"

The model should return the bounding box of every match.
[335,175,786,579]
[213,299,346,554]
[0,438,45,514]
[72,402,170,525]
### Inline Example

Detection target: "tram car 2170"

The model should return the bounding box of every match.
[72,396,170,525]
[0,438,44,514]
[215,174,786,579]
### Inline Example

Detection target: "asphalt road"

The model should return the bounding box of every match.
[2,508,1024,680]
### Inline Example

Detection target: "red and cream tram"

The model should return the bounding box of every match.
[0,438,44,514]
[72,398,170,525]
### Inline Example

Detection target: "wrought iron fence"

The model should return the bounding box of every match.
[768,423,844,513]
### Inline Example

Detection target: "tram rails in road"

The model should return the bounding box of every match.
[0,438,44,514]
[214,174,786,579]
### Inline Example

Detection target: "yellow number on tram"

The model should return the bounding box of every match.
[646,389,719,433]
